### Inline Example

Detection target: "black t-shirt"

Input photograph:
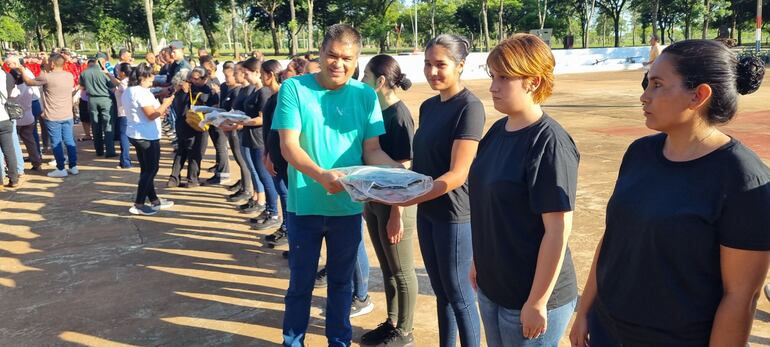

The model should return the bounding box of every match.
[232,85,255,112]
[469,114,579,310]
[380,101,414,161]
[220,84,238,110]
[166,59,192,84]
[412,88,485,222]
[596,133,770,346]
[262,93,288,178]
[241,86,272,149]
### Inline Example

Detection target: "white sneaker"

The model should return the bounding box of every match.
[47,169,68,178]
[48,158,68,166]
[68,166,79,175]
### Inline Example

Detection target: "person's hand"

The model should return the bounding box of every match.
[211,83,221,94]
[521,301,547,340]
[318,170,345,194]
[469,262,478,291]
[161,95,175,107]
[219,123,236,131]
[386,215,404,244]
[263,153,277,177]
[569,314,590,347]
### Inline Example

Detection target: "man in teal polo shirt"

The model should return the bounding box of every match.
[273,24,401,347]
[79,52,117,157]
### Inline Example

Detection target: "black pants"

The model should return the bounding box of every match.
[170,128,208,184]
[226,130,253,194]
[0,120,20,184]
[209,126,230,176]
[129,138,160,205]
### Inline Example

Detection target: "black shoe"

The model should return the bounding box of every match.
[252,212,282,230]
[361,321,396,345]
[167,177,180,188]
[226,180,241,192]
[185,180,200,188]
[282,250,289,259]
[227,191,251,203]
[350,295,374,318]
[264,222,288,245]
[764,284,770,302]
[264,222,287,241]
[204,175,231,186]
[314,268,327,288]
[375,330,414,347]
[206,165,217,173]
[239,199,265,213]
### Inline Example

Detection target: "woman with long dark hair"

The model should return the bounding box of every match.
[122,63,176,215]
[570,40,770,347]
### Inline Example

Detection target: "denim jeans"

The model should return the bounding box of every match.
[116,117,132,168]
[417,213,480,347]
[45,119,78,170]
[244,146,278,213]
[273,175,288,219]
[283,213,363,347]
[31,100,42,154]
[353,224,369,300]
[478,289,576,347]
[10,120,24,174]
[0,120,19,184]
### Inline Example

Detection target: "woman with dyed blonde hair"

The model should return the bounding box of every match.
[469,33,579,346]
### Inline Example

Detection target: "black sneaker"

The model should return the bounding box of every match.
[206,165,217,173]
[350,295,374,318]
[361,321,396,345]
[375,330,415,347]
[167,177,180,188]
[264,222,288,241]
[264,223,288,245]
[282,250,289,259]
[226,180,242,192]
[185,180,200,188]
[239,199,265,213]
[314,268,327,288]
[252,212,282,231]
[204,175,231,186]
[227,191,251,203]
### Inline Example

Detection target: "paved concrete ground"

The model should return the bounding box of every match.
[1,70,769,347]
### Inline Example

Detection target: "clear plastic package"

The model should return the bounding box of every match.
[336,166,433,204]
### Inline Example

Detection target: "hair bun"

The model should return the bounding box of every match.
[736,56,765,95]
[397,73,412,91]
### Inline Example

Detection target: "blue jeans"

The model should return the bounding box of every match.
[417,213,480,347]
[116,117,132,168]
[283,213,363,347]
[45,119,78,170]
[353,224,369,300]
[10,120,24,174]
[273,175,288,219]
[478,289,576,347]
[245,146,278,213]
[241,145,264,193]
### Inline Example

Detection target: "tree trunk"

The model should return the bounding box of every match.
[289,0,298,56]
[144,0,159,53]
[51,0,64,48]
[35,23,46,52]
[538,0,548,30]
[482,0,490,51]
[730,6,736,39]
[196,9,219,55]
[231,0,238,58]
[307,0,314,52]
[431,0,436,38]
[498,0,504,41]
[613,13,620,46]
[270,12,280,55]
[642,24,647,44]
[651,0,659,39]
[583,0,596,48]
[580,18,587,47]
[701,0,710,39]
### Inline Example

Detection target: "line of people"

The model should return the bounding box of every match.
[269,25,770,347]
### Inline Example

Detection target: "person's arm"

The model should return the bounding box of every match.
[709,246,770,346]
[363,137,403,167]
[279,128,344,194]
[142,94,175,121]
[104,70,121,87]
[397,139,479,206]
[18,69,45,87]
[242,112,264,126]
[569,237,604,347]
[521,211,574,339]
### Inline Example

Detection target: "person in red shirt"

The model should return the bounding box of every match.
[61,49,81,86]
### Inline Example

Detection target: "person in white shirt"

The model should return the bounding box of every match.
[6,59,43,171]
[122,63,176,215]
[106,62,133,169]
[0,70,22,188]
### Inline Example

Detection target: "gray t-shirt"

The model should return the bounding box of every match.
[36,71,74,121]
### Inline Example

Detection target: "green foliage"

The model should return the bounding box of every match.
[0,16,25,43]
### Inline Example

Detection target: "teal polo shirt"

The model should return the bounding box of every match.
[272,74,385,216]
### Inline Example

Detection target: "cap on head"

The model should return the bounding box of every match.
[95,52,108,60]
[170,41,184,50]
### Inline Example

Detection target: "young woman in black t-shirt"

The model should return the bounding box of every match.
[397,34,485,347]
[219,62,256,203]
[570,40,770,347]
[259,60,289,240]
[469,34,579,346]
[359,54,418,346]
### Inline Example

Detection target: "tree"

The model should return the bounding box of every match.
[145,0,159,53]
[307,0,314,52]
[536,0,548,30]
[498,0,505,41]
[181,0,222,55]
[573,0,597,47]
[596,0,628,46]
[0,16,25,45]
[52,0,64,48]
[482,0,490,50]
[289,0,298,56]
